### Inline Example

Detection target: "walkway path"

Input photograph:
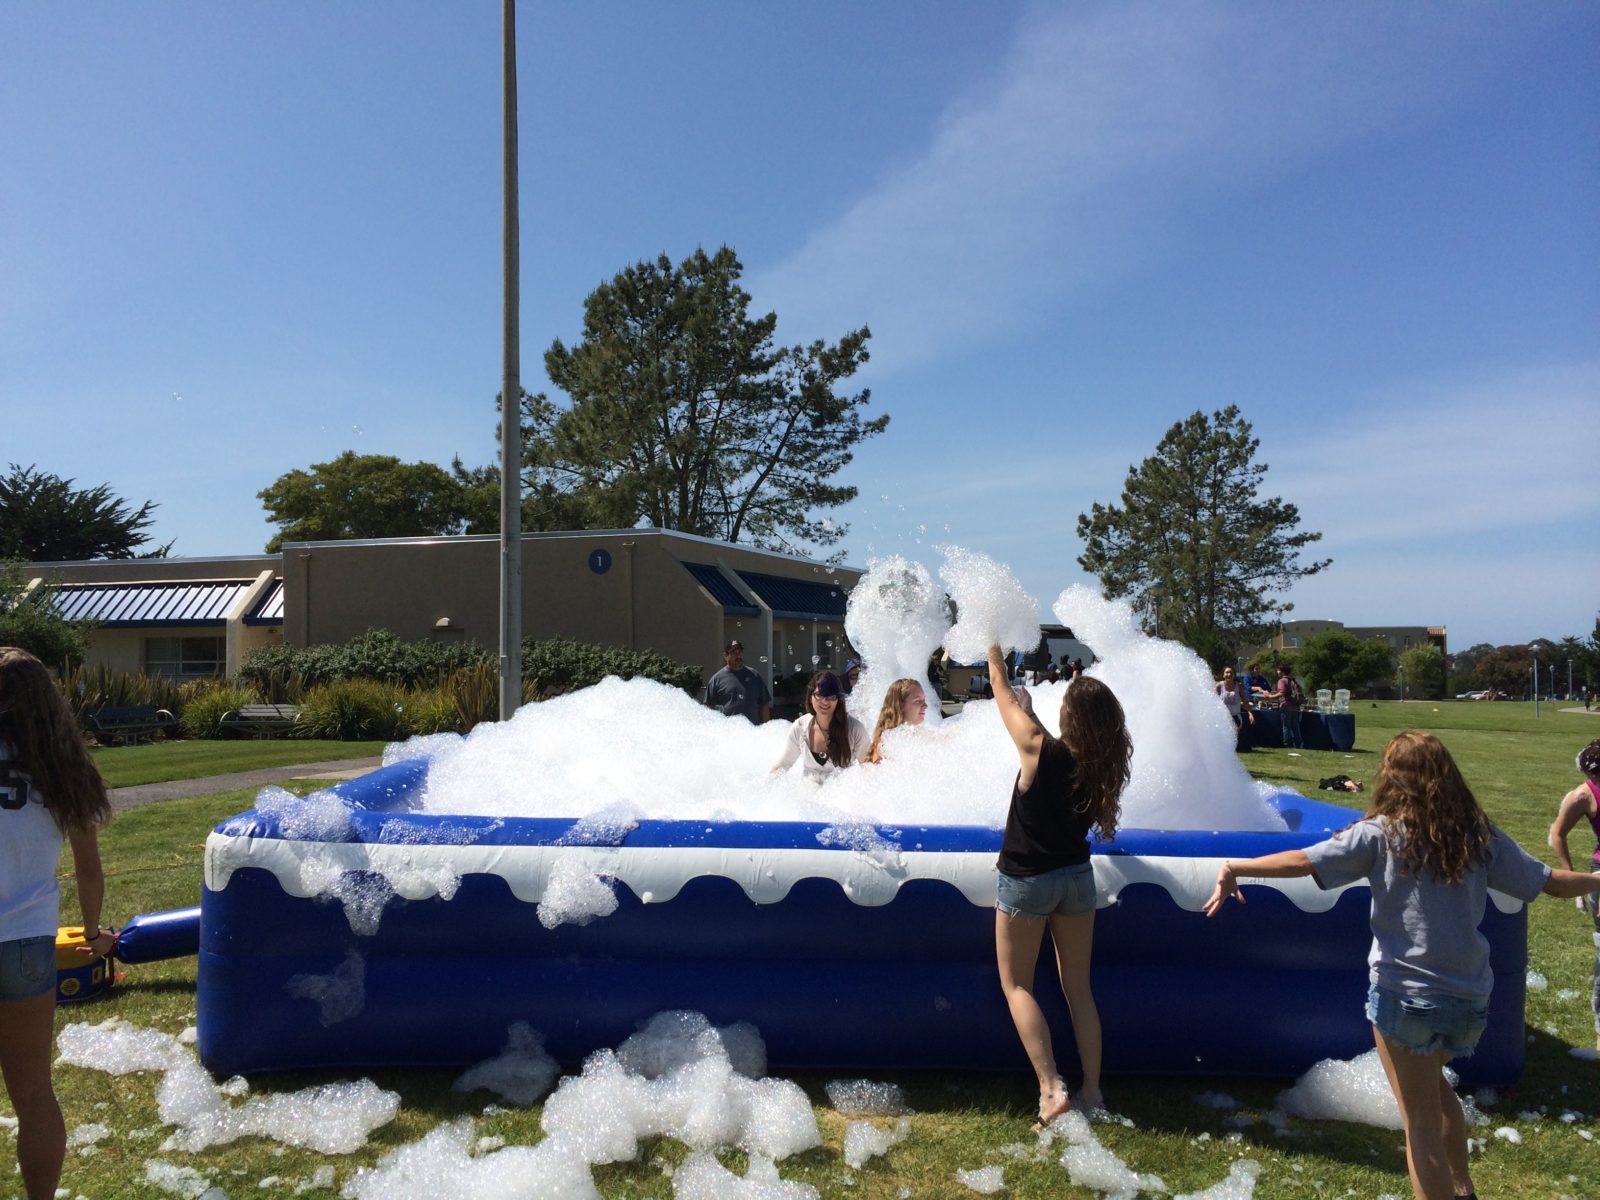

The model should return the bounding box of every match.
[110,757,384,814]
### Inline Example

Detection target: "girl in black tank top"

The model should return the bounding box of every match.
[985,642,1131,1128]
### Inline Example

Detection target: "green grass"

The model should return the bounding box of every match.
[10,704,1599,1198]
[92,739,387,788]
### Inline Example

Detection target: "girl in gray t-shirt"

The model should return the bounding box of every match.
[1204,730,1600,1200]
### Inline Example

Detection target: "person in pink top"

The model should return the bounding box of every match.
[1548,737,1600,1050]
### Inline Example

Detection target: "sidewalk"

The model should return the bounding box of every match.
[109,757,384,813]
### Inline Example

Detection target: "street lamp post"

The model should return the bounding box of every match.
[1148,584,1163,639]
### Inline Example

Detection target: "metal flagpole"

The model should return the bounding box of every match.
[498,0,523,720]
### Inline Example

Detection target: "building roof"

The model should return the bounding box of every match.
[45,580,254,628]
[244,580,285,626]
[736,569,849,622]
[681,563,759,617]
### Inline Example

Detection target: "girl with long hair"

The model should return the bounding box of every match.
[0,647,113,1200]
[1548,737,1600,1051]
[988,643,1131,1124]
[769,670,869,782]
[866,678,929,763]
[1206,730,1600,1200]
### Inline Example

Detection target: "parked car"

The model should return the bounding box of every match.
[1455,689,1490,700]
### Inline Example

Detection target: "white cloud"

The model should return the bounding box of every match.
[751,2,1541,373]
[1271,361,1600,546]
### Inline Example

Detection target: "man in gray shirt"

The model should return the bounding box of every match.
[703,639,770,724]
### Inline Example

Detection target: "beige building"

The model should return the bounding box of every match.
[1266,619,1447,657]
[24,530,861,690]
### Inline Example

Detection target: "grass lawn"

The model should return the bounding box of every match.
[13,703,1600,1198]
[92,739,387,789]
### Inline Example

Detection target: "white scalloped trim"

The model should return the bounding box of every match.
[203,831,1534,914]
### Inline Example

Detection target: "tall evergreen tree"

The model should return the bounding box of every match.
[0,463,169,561]
[523,246,886,555]
[1076,407,1329,651]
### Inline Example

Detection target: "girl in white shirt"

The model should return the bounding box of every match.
[1,647,112,1200]
[769,671,869,782]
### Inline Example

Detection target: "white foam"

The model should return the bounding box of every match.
[954,1164,1007,1194]
[1274,1049,1406,1129]
[340,1119,600,1200]
[453,1022,560,1107]
[825,1079,910,1116]
[536,858,620,929]
[255,785,354,841]
[843,555,950,726]
[1493,1126,1521,1144]
[1053,586,1286,832]
[1527,970,1549,991]
[66,1122,110,1147]
[1194,1091,1238,1110]
[843,1117,910,1168]
[1050,1109,1166,1196]
[58,1020,398,1154]
[672,1151,819,1199]
[1174,1160,1262,1200]
[939,545,1040,665]
[285,949,366,1026]
[143,1161,213,1198]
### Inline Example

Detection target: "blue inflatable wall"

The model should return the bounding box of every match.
[196,758,1529,1084]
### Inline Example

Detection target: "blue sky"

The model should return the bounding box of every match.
[3,1,1596,651]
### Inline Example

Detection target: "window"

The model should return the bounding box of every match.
[144,636,225,681]
[1289,637,1300,648]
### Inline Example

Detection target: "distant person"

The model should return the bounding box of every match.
[1215,667,1254,743]
[1244,662,1270,705]
[866,678,929,763]
[1,647,113,1200]
[1549,738,1600,1050]
[703,640,770,725]
[769,671,868,782]
[841,660,863,696]
[1207,731,1600,1200]
[987,641,1132,1124]
[1271,666,1305,749]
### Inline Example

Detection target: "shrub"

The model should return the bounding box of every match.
[297,679,411,741]
[240,629,493,691]
[59,662,186,728]
[0,565,91,671]
[519,637,701,697]
[179,681,262,739]
[403,686,462,736]
[448,662,500,732]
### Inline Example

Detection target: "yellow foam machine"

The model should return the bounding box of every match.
[55,926,113,1004]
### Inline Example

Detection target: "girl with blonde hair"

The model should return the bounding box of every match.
[866,677,929,763]
[0,647,113,1200]
[1207,730,1600,1200]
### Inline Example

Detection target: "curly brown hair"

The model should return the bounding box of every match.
[1057,676,1132,842]
[1577,738,1600,780]
[867,678,924,763]
[0,646,111,836]
[1365,730,1489,884]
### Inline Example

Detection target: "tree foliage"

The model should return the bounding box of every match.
[0,463,170,561]
[1397,643,1445,699]
[0,564,91,669]
[1077,407,1328,653]
[521,246,886,555]
[258,451,470,551]
[1473,645,1532,697]
[1296,629,1394,694]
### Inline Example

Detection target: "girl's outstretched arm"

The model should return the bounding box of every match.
[1203,850,1314,917]
[987,644,1043,758]
[1541,867,1600,900]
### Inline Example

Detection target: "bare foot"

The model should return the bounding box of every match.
[1036,1087,1071,1128]
[1075,1089,1106,1112]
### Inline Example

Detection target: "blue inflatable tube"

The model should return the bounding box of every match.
[195,758,1530,1084]
[116,906,201,964]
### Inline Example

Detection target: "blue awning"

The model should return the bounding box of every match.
[681,563,759,617]
[45,581,253,628]
[735,570,849,622]
[244,580,284,626]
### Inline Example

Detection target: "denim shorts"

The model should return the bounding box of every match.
[996,862,1097,918]
[1366,984,1487,1059]
[0,935,57,1002]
